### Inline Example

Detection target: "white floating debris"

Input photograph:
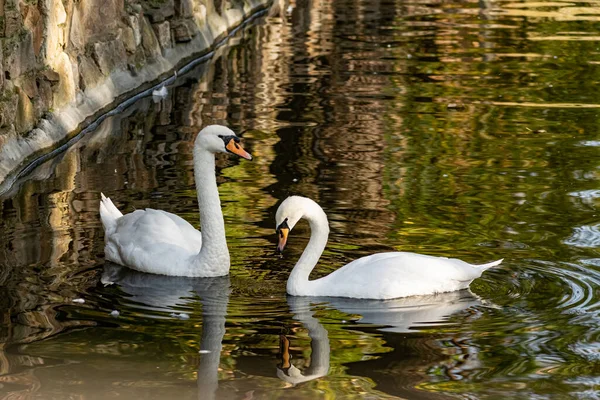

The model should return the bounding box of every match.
[152,85,168,99]
[286,5,293,14]
[292,178,298,182]
[407,54,412,59]
[72,298,85,304]
[110,310,120,317]
[199,350,212,354]
[170,312,190,320]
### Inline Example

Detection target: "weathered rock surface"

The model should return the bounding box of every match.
[153,21,172,50]
[143,0,175,22]
[22,4,43,55]
[0,90,18,129]
[52,52,77,108]
[0,0,271,186]
[171,19,197,42]
[15,88,34,133]
[4,0,22,37]
[177,0,194,17]
[120,27,138,53]
[140,14,162,58]
[93,39,128,75]
[78,55,104,90]
[4,33,36,79]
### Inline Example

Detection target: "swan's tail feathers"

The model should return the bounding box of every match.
[99,193,123,233]
[476,258,503,272]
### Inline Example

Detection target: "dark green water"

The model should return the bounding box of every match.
[1,0,600,398]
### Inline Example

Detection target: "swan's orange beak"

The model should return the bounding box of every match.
[277,227,289,253]
[225,138,253,160]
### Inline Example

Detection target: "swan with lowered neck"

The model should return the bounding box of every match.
[99,125,252,277]
[275,196,503,299]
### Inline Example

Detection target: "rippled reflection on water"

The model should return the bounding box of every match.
[2,0,600,397]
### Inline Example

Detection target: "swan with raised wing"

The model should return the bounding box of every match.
[275,196,502,299]
[100,125,252,277]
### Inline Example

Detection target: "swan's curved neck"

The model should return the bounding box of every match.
[193,148,229,264]
[287,208,329,296]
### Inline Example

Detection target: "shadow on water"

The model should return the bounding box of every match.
[2,0,600,397]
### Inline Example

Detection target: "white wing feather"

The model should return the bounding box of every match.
[103,207,203,275]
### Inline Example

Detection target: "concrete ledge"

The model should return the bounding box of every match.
[0,0,271,189]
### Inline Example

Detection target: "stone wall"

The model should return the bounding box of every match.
[0,0,271,186]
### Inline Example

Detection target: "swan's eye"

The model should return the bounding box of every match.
[276,218,290,232]
[220,135,236,145]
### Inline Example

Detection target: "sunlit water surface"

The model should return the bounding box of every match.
[2,0,600,398]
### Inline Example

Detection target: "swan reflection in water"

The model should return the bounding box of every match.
[103,264,488,392]
[278,290,486,385]
[102,263,229,399]
[278,296,330,385]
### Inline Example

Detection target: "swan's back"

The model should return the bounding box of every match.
[111,209,201,250]
[104,208,203,274]
[312,252,499,299]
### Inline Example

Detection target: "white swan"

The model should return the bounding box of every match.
[275,196,503,299]
[100,125,252,277]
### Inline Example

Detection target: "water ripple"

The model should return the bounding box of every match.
[526,260,600,314]
[569,189,600,203]
[564,225,600,248]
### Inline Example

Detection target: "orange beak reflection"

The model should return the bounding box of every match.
[277,227,289,253]
[225,138,252,160]
[279,335,291,370]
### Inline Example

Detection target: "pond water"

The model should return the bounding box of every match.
[1,0,600,398]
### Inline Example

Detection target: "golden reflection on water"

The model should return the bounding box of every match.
[2,0,600,397]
